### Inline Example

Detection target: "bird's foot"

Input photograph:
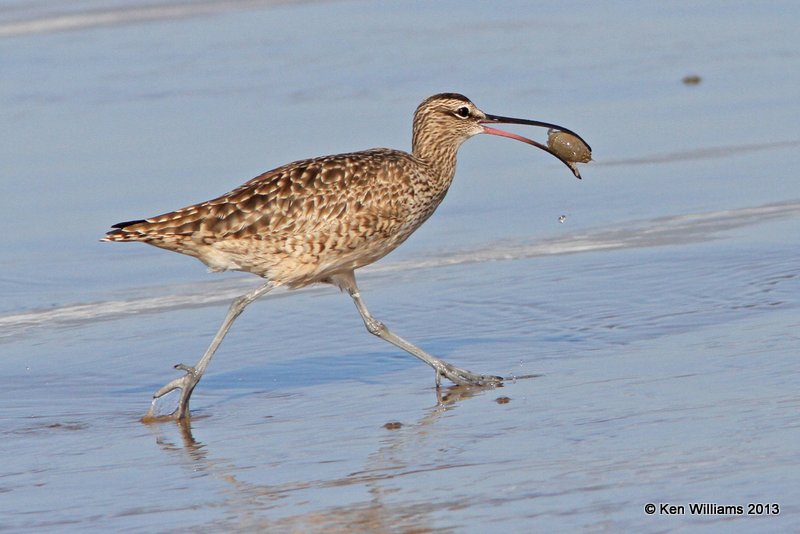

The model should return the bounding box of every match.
[141,363,200,422]
[434,361,504,388]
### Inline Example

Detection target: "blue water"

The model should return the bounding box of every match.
[1,1,799,532]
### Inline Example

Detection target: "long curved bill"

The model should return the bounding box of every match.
[480,113,591,179]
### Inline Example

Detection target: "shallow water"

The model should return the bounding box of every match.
[2,1,799,532]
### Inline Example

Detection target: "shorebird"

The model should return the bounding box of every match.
[104,93,590,420]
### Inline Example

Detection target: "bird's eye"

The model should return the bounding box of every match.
[455,106,470,118]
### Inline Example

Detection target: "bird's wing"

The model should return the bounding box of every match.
[108,149,418,245]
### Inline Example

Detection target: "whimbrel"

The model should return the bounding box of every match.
[104,93,590,420]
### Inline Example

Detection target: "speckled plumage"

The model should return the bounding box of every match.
[104,93,584,420]
[105,94,475,289]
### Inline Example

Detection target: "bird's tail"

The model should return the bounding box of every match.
[101,219,151,242]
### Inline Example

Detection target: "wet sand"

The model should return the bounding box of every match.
[2,1,799,531]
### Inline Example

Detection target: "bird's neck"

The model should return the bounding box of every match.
[411,137,460,187]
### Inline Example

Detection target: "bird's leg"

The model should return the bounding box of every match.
[334,272,503,388]
[144,281,275,421]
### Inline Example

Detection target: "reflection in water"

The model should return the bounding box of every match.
[145,384,500,531]
[147,417,208,464]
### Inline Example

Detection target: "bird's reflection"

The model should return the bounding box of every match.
[146,415,207,463]
[143,381,514,530]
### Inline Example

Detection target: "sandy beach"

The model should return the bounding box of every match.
[2,1,798,531]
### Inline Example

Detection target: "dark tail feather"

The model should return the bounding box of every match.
[111,219,147,229]
[102,219,149,242]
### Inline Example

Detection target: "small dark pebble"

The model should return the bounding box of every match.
[682,74,702,85]
[383,421,403,430]
[495,396,511,404]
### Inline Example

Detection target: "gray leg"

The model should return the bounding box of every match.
[145,281,275,421]
[332,272,503,387]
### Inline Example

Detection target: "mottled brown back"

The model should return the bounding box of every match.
[104,148,450,287]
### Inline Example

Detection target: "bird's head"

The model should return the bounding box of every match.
[412,93,590,179]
